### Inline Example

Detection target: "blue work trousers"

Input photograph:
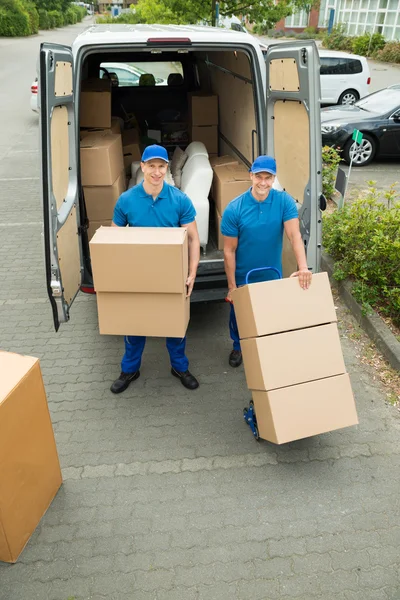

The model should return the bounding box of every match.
[121,335,189,373]
[229,303,241,352]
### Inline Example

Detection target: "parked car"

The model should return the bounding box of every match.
[100,62,167,87]
[319,50,371,105]
[30,77,38,113]
[321,85,400,166]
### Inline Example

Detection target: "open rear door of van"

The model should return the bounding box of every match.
[40,43,82,331]
[264,41,323,276]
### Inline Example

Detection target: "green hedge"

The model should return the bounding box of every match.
[0,0,32,36]
[322,185,400,326]
[323,24,388,57]
[0,1,87,36]
[38,7,50,28]
[48,9,63,27]
[23,1,39,34]
[374,41,400,63]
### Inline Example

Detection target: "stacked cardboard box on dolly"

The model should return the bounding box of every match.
[89,227,190,338]
[232,272,358,444]
[0,351,62,563]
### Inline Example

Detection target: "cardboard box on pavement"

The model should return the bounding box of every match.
[232,272,337,340]
[241,323,345,391]
[84,170,126,222]
[0,352,62,563]
[80,79,111,129]
[80,132,124,186]
[252,374,358,445]
[89,227,190,337]
[213,163,251,214]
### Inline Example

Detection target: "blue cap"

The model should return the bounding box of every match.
[141,144,169,163]
[250,156,276,175]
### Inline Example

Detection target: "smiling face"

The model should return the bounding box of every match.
[250,171,275,201]
[141,158,168,188]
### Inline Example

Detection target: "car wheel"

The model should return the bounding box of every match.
[338,89,359,105]
[343,133,376,167]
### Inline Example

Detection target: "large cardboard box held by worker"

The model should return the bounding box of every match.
[252,374,358,445]
[232,272,337,340]
[241,323,346,392]
[80,79,111,129]
[0,352,62,563]
[213,163,251,214]
[189,93,218,126]
[84,170,126,222]
[89,227,189,337]
[80,132,124,186]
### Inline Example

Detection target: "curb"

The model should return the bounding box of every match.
[322,252,400,372]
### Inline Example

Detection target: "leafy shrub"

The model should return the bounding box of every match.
[322,146,341,200]
[22,0,39,33]
[71,5,86,21]
[374,41,400,63]
[296,31,316,39]
[0,0,31,36]
[303,26,318,34]
[352,32,386,56]
[38,7,50,28]
[48,9,63,27]
[322,184,400,326]
[96,11,142,24]
[286,29,296,37]
[65,7,77,24]
[322,24,353,52]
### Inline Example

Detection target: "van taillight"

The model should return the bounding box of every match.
[31,84,38,94]
[367,77,371,84]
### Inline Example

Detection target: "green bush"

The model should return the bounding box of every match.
[322,24,353,52]
[352,32,386,56]
[374,41,400,63]
[65,7,77,24]
[48,9,63,27]
[296,31,316,39]
[322,145,341,200]
[22,0,39,33]
[96,11,141,24]
[0,1,31,36]
[71,5,87,21]
[322,184,400,326]
[38,7,50,28]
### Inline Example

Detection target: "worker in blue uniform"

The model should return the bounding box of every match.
[221,155,312,368]
[110,145,200,393]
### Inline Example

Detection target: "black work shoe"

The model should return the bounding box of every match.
[110,371,140,394]
[229,349,242,368]
[171,368,199,390]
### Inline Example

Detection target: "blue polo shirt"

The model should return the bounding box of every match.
[113,181,196,228]
[221,188,299,285]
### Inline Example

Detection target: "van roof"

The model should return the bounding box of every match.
[73,23,261,51]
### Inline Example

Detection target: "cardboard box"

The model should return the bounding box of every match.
[84,170,126,222]
[0,352,62,563]
[88,219,112,241]
[80,132,124,186]
[191,125,218,155]
[81,116,122,137]
[96,291,190,337]
[80,79,111,129]
[252,373,358,444]
[213,163,251,214]
[90,227,188,294]
[90,227,189,337]
[232,272,337,340]
[210,155,239,168]
[122,128,142,170]
[215,207,224,251]
[189,93,218,126]
[241,323,345,391]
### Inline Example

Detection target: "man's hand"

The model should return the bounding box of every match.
[186,275,195,297]
[290,268,312,290]
[225,286,237,303]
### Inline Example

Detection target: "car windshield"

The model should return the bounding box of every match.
[356,88,400,114]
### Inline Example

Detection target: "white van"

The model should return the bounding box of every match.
[319,50,371,105]
[39,26,323,329]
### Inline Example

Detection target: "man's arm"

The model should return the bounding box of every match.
[181,220,200,297]
[284,218,312,290]
[223,236,238,302]
[111,221,120,227]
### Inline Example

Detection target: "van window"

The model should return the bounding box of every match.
[99,61,184,87]
[320,57,362,75]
